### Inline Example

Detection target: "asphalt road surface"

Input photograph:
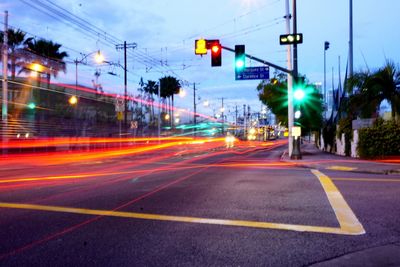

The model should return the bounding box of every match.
[0,140,399,266]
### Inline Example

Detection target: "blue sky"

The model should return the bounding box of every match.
[1,0,399,120]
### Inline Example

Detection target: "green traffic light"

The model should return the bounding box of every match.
[27,102,36,109]
[294,88,305,101]
[235,58,245,69]
[235,45,245,72]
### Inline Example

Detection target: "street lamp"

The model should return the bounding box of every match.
[74,50,103,104]
[324,41,330,119]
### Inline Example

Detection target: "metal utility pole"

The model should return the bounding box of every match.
[290,0,302,159]
[116,41,137,129]
[221,97,225,135]
[243,104,247,137]
[292,0,298,77]
[349,0,353,82]
[235,105,238,135]
[285,0,294,157]
[157,82,161,139]
[193,83,197,136]
[2,11,8,126]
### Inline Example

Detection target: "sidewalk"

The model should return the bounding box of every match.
[281,141,400,175]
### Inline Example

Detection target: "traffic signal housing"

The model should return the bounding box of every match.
[293,76,307,120]
[235,45,245,73]
[210,41,222,67]
[324,41,330,50]
[195,39,207,55]
[279,34,303,45]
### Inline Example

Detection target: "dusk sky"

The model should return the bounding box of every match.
[1,0,399,120]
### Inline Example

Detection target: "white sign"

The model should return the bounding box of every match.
[115,96,125,112]
[292,126,301,137]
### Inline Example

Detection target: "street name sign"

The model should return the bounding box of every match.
[235,66,270,80]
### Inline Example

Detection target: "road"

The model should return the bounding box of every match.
[0,138,399,266]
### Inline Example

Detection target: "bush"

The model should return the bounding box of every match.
[358,119,400,158]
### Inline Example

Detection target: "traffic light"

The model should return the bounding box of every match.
[293,88,305,101]
[210,41,222,67]
[195,39,207,55]
[324,41,330,50]
[279,34,303,45]
[235,45,245,73]
[27,102,36,109]
[293,76,307,119]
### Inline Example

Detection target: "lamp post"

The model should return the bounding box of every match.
[324,41,330,119]
[73,50,103,104]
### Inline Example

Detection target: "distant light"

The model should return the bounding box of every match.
[95,51,104,63]
[69,95,78,105]
[295,110,301,119]
[31,63,44,72]
[25,133,30,138]
[27,102,36,109]
[178,88,186,98]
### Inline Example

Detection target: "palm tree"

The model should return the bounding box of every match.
[347,61,400,121]
[347,70,380,118]
[143,80,158,125]
[22,38,68,114]
[373,61,400,121]
[23,38,69,83]
[0,29,27,79]
[159,76,180,126]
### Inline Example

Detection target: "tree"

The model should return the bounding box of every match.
[374,61,400,121]
[159,76,180,125]
[257,74,323,132]
[23,38,69,83]
[0,29,27,79]
[257,74,288,125]
[21,38,69,113]
[143,80,159,125]
[347,61,400,121]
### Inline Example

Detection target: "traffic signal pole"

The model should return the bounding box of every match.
[284,0,294,158]
[291,0,302,159]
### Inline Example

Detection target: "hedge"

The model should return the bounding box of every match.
[358,119,400,159]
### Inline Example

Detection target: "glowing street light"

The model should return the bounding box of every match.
[31,63,44,73]
[68,95,78,105]
[178,88,186,98]
[74,50,105,100]
[94,50,104,63]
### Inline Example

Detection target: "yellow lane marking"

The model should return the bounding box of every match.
[0,202,343,235]
[0,169,366,235]
[311,169,365,235]
[326,166,357,171]
[332,178,400,183]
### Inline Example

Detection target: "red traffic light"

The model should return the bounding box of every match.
[211,45,220,53]
[210,42,221,67]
